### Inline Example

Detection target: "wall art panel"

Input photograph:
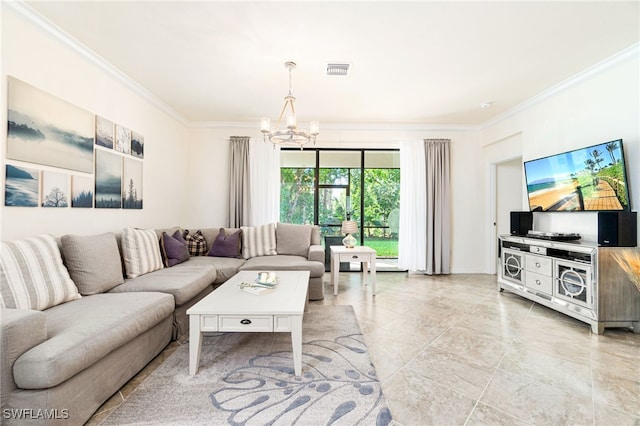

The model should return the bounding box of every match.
[41,170,69,207]
[95,149,122,209]
[7,76,94,173]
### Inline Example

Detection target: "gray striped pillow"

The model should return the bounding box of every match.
[0,234,82,310]
[121,228,164,278]
[241,223,277,259]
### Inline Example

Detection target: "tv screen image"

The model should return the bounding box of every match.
[524,139,631,212]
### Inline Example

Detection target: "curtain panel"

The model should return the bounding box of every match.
[248,139,281,226]
[228,136,250,228]
[398,140,427,271]
[398,139,451,274]
[424,139,451,274]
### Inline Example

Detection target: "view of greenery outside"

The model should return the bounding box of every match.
[280,150,400,258]
[280,168,314,224]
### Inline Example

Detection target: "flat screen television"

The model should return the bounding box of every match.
[524,139,631,212]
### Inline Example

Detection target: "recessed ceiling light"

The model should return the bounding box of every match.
[480,101,493,108]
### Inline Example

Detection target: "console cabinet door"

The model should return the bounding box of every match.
[502,249,524,285]
[554,259,593,308]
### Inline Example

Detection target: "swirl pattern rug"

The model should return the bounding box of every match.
[101,305,392,425]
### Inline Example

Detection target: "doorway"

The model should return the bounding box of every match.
[494,157,523,272]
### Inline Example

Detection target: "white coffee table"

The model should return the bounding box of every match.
[330,245,377,296]
[187,270,310,376]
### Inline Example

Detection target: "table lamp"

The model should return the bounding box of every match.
[341,220,358,248]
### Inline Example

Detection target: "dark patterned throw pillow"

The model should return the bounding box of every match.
[182,229,207,256]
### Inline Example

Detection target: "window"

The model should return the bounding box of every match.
[280,149,400,259]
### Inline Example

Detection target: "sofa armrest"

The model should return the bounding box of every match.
[308,244,325,263]
[1,309,47,401]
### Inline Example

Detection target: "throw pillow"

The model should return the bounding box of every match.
[207,228,242,258]
[276,222,313,257]
[0,234,82,310]
[160,231,191,267]
[121,228,164,279]
[241,223,277,259]
[61,233,124,295]
[182,229,207,256]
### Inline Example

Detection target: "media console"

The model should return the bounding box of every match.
[498,235,640,334]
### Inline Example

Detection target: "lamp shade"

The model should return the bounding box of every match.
[341,220,358,235]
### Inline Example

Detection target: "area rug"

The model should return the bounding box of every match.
[100,305,392,425]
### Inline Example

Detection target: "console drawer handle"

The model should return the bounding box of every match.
[240,319,252,325]
[352,255,358,259]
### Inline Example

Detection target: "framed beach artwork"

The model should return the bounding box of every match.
[131,131,144,159]
[123,157,143,209]
[96,116,114,149]
[7,76,94,173]
[5,164,39,207]
[41,171,70,207]
[95,149,122,208]
[71,175,94,208]
[115,124,131,155]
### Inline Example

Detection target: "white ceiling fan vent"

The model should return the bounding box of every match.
[326,63,351,76]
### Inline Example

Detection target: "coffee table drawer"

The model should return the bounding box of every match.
[219,315,273,332]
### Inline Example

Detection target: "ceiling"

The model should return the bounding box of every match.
[24,1,640,126]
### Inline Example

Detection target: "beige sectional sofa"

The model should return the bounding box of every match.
[0,222,324,425]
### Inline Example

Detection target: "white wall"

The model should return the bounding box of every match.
[1,8,189,240]
[480,47,639,270]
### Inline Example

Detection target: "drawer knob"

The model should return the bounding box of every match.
[535,279,541,285]
[240,319,252,325]
[535,262,541,268]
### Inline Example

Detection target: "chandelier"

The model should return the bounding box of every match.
[260,61,319,148]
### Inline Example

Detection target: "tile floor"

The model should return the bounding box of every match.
[89,272,640,425]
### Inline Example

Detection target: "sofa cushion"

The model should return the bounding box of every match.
[185,256,246,284]
[109,262,217,306]
[121,228,164,279]
[61,233,124,295]
[182,229,207,256]
[160,231,190,267]
[239,255,325,278]
[12,292,174,389]
[241,223,276,259]
[276,223,313,256]
[207,228,242,258]
[0,234,82,310]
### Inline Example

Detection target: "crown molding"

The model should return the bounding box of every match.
[189,120,480,132]
[481,42,639,129]
[4,0,187,125]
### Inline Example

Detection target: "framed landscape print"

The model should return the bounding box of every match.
[95,149,122,208]
[71,175,93,208]
[5,164,39,207]
[96,116,114,149]
[115,124,131,155]
[123,157,143,209]
[131,131,144,159]
[7,76,94,173]
[41,170,69,207]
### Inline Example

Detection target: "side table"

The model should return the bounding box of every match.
[330,246,377,296]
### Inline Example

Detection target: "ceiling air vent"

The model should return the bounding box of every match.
[326,63,350,76]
